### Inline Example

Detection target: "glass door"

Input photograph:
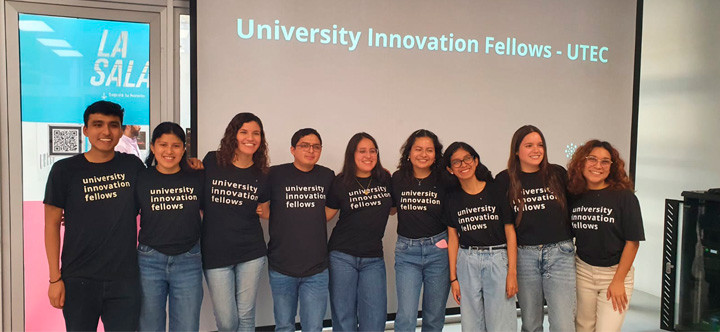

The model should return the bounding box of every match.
[4,2,162,330]
[18,14,150,331]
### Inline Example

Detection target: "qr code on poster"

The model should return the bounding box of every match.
[49,126,82,156]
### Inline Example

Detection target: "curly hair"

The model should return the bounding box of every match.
[567,139,634,194]
[396,129,444,181]
[216,112,269,173]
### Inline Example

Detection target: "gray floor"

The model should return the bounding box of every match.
[417,290,662,332]
[316,290,662,331]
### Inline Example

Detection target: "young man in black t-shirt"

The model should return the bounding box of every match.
[263,128,335,332]
[44,101,144,331]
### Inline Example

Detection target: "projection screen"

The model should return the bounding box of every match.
[195,0,639,328]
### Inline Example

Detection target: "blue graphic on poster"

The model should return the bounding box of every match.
[19,14,150,125]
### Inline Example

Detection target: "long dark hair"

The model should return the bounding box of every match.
[397,129,443,181]
[443,142,493,190]
[216,112,269,173]
[339,132,390,185]
[145,122,190,171]
[567,139,634,194]
[507,125,566,225]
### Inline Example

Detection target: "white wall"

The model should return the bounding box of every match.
[635,0,720,296]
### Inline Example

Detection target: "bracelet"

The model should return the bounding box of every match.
[450,278,458,283]
[49,277,62,284]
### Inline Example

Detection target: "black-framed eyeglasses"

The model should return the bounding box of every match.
[450,155,474,168]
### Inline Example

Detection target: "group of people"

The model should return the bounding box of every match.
[44,100,644,332]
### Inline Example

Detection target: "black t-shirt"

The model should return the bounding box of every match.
[267,163,335,277]
[391,170,447,239]
[201,152,269,269]
[43,152,144,280]
[570,188,645,267]
[445,181,513,247]
[327,174,393,257]
[136,168,204,256]
[495,165,572,246]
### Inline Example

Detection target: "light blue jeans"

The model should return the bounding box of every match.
[269,268,329,332]
[457,248,517,332]
[204,256,266,332]
[329,250,387,331]
[394,231,450,332]
[517,239,577,332]
[138,242,203,332]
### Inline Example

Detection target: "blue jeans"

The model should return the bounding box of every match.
[394,231,450,332]
[517,239,577,332]
[269,268,329,332]
[138,242,203,332]
[456,248,517,332]
[204,256,266,332]
[329,250,387,331]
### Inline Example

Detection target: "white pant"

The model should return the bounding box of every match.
[576,257,635,332]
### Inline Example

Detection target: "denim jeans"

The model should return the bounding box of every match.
[63,276,140,331]
[329,250,387,331]
[517,239,577,332]
[204,256,266,331]
[394,231,450,332]
[269,268,329,332]
[456,248,517,332]
[137,242,203,332]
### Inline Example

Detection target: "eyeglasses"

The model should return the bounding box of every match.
[585,155,612,168]
[296,143,323,151]
[450,155,474,168]
[356,148,378,155]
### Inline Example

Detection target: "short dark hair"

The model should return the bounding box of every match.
[83,100,124,126]
[291,128,322,147]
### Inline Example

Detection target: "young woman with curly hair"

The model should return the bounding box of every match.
[391,129,450,331]
[567,139,645,332]
[201,112,270,331]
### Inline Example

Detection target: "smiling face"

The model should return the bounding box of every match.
[583,147,612,190]
[447,148,478,182]
[516,132,544,172]
[291,134,322,171]
[409,137,436,174]
[235,121,262,158]
[354,138,378,177]
[83,113,123,155]
[151,133,185,174]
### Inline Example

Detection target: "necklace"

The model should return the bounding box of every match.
[415,177,423,186]
[356,177,372,195]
